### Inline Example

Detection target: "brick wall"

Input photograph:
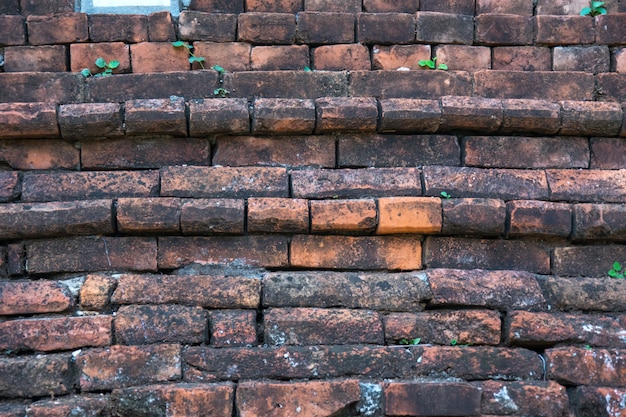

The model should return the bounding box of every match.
[1,0,626,416]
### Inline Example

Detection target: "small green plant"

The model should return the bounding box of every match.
[584,344,593,350]
[450,339,470,347]
[419,57,448,70]
[580,1,607,16]
[213,87,230,98]
[303,66,312,72]
[399,338,421,345]
[440,191,452,199]
[608,261,625,279]
[172,40,206,69]
[80,57,120,77]
[211,65,225,75]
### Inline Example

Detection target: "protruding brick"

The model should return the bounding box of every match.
[442,198,506,236]
[475,380,570,416]
[363,0,419,12]
[573,203,626,241]
[310,199,377,234]
[379,99,441,133]
[226,71,350,99]
[209,310,257,347]
[0,15,26,46]
[248,197,309,233]
[420,0,474,14]
[58,103,123,139]
[0,72,83,104]
[493,46,552,71]
[304,0,361,12]
[0,171,19,203]
[440,96,502,132]
[500,99,561,134]
[252,98,315,134]
[312,44,371,71]
[385,381,481,417]
[547,169,626,203]
[0,102,59,139]
[0,354,74,398]
[27,13,88,45]
[596,14,626,45]
[415,12,474,45]
[377,196,441,234]
[546,276,626,311]
[88,14,148,43]
[357,13,415,44]
[507,200,572,237]
[80,273,117,311]
[70,42,130,74]
[475,14,533,45]
[296,12,355,44]
[434,45,491,71]
[238,12,296,44]
[349,70,472,99]
[372,44,430,70]
[547,347,626,386]
[4,45,67,72]
[26,395,110,417]
[78,344,181,392]
[315,97,378,133]
[0,280,72,315]
[251,45,309,70]
[148,11,177,41]
[570,386,626,417]
[290,235,421,270]
[181,199,245,235]
[0,139,79,170]
[125,97,187,135]
[552,245,626,277]
[193,42,251,71]
[477,0,534,15]
[560,100,623,136]
[117,197,181,234]
[189,98,250,136]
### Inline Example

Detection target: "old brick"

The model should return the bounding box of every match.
[385,309,501,345]
[570,386,626,417]
[80,274,117,311]
[27,395,111,417]
[372,44,430,70]
[0,102,59,139]
[440,96,502,132]
[7,243,25,276]
[78,344,181,391]
[0,200,113,240]
[58,102,124,139]
[546,276,626,311]
[423,166,549,200]
[385,381,481,417]
[547,347,626,386]
[377,197,441,234]
[189,0,244,13]
[265,308,384,345]
[415,12,474,45]
[547,169,626,203]
[26,236,157,274]
[296,12,355,44]
[290,235,421,270]
[552,245,626,277]
[554,45,610,73]
[357,13,415,44]
[158,236,289,269]
[493,46,552,71]
[181,199,244,235]
[442,198,506,236]
[0,72,83,104]
[477,0,533,14]
[475,14,533,45]
[535,15,595,46]
[596,14,626,45]
[117,198,181,234]
[0,354,74,398]
[315,97,378,133]
[189,98,250,136]
[193,42,251,71]
[0,280,72,315]
[312,44,371,71]
[22,171,159,202]
[0,171,19,203]
[434,45,491,71]
[225,71,348,99]
[420,0,474,14]
[130,42,189,73]
[475,380,569,416]
[535,0,592,15]
[4,45,67,72]
[292,168,422,198]
[246,0,302,12]
[251,45,309,70]
[0,15,26,46]
[0,139,79,170]
[615,47,626,73]
[591,138,626,169]
[310,199,377,234]
[0,316,112,352]
[573,203,626,241]
[501,98,561,134]
[27,13,88,45]
[209,310,257,347]
[20,0,74,14]
[263,270,431,311]
[0,403,24,417]
[248,197,309,233]
[112,273,260,308]
[349,70,472,99]
[426,268,547,310]
[89,14,147,43]
[70,42,130,74]
[597,73,626,102]
[304,0,361,12]
[148,11,177,41]
[161,166,288,198]
[379,99,441,133]
[507,200,572,237]
[252,98,315,135]
[560,100,623,136]
[238,12,296,44]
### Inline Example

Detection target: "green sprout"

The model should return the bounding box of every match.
[172,41,206,69]
[399,338,421,345]
[608,261,625,279]
[440,191,452,199]
[419,56,448,70]
[580,1,607,16]
[213,87,230,98]
[80,57,120,77]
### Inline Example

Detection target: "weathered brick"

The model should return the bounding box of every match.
[434,45,491,71]
[248,197,309,233]
[246,0,302,12]
[442,198,506,236]
[493,46,552,71]
[363,0,419,12]
[125,97,186,135]
[420,0,474,14]
[552,245,626,277]
[546,276,626,311]
[262,270,431,311]
[0,102,59,139]
[147,11,176,41]
[0,354,74,398]
[0,316,112,352]
[209,310,257,347]
[573,203,626,241]
[0,139,79,170]
[236,380,361,417]
[475,380,570,416]
[251,45,309,70]
[415,12,474,45]
[189,0,244,13]
[475,14,533,45]
[22,171,159,202]
[379,99,441,133]
[7,243,25,276]
[292,168,422,198]
[0,200,113,240]
[547,169,626,203]
[4,45,67,72]
[296,12,355,44]
[252,98,315,135]
[80,273,117,311]
[181,199,244,235]
[357,13,415,44]
[349,70,472,99]
[535,15,595,46]
[315,97,378,133]
[0,73,83,104]
[377,197,441,234]
[0,171,19,203]
[58,102,123,139]
[0,0,18,14]
[129,42,190,73]
[290,235,421,270]
[0,15,26,46]
[161,166,288,198]
[547,347,626,387]
[476,0,534,15]
[339,134,459,167]
[500,98,561,134]
[115,304,207,345]
[20,0,74,14]
[507,200,572,237]
[70,42,130,74]
[310,199,377,234]
[26,395,111,417]
[0,403,24,417]
[312,44,371,71]
[426,268,547,310]
[597,73,626,102]
[570,386,626,417]
[0,280,72,315]
[265,307,384,345]
[440,96,502,132]
[158,236,289,268]
[116,198,180,234]
[615,47,626,73]
[225,71,349,99]
[554,45,610,73]
[423,166,549,200]
[238,12,296,44]
[591,137,626,169]
[372,44,430,70]
[89,14,147,43]
[385,381,481,417]
[596,14,626,45]
[535,0,593,15]
[112,273,261,308]
[193,42,251,71]
[561,100,623,136]
[78,344,181,392]
[27,13,88,45]
[178,11,237,42]
[385,309,501,346]
[26,236,157,274]
[188,98,250,136]
[304,0,361,12]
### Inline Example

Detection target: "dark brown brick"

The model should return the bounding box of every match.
[547,169,626,203]
[0,102,59,139]
[476,0,534,15]
[591,138,626,169]
[26,236,157,275]
[349,70,472,99]
[295,12,355,44]
[7,243,25,276]
[0,171,19,203]
[262,270,431,311]
[573,203,626,241]
[357,13,415,44]
[189,0,244,13]
[547,347,626,387]
[0,354,75,398]
[78,344,181,392]
[475,14,533,45]
[0,316,112,352]
[209,310,257,347]
[0,15,25,47]
[161,166,289,198]
[0,200,113,240]
[225,71,348,99]
[385,381,481,417]
[443,198,506,236]
[546,276,626,311]
[58,103,123,139]
[507,200,572,237]
[116,198,180,234]
[415,12,474,45]
[89,14,148,42]
[493,46,552,71]
[70,41,131,74]
[552,245,626,277]
[363,0,418,12]
[500,99,561,134]
[158,236,289,269]
[315,97,378,133]
[0,403,24,417]
[247,197,309,233]
[570,386,626,417]
[0,280,72,315]
[178,11,237,42]
[379,99,441,133]
[0,0,19,14]
[252,98,315,135]
[265,307,383,345]
[535,15,595,46]
[291,168,422,198]
[20,0,74,14]
[26,395,111,417]
[0,139,79,170]
[22,171,159,202]
[596,14,626,45]
[310,199,378,234]
[597,73,626,102]
[4,45,67,72]
[181,199,244,235]
[238,12,296,44]
[420,0,474,13]
[475,380,570,417]
[189,98,250,136]
[125,97,187,136]
[560,100,623,136]
[0,72,83,104]
[80,274,117,311]
[305,0,361,12]
[27,13,88,45]
[148,11,177,41]
[426,268,547,310]
[251,45,309,70]
[440,96,502,132]
[554,45,610,73]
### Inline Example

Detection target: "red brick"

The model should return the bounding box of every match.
[475,380,570,416]
[0,354,75,398]
[265,307,384,345]
[0,72,83,104]
[476,0,533,15]
[440,96,502,132]
[372,44,430,70]
[312,44,371,71]
[158,236,289,269]
[181,199,245,235]
[349,70,472,99]
[363,0,419,12]
[20,0,74,14]
[148,11,177,41]
[225,71,349,99]
[161,166,289,198]
[130,42,190,73]
[500,98,561,134]
[193,42,251,71]
[22,171,159,202]
[236,380,361,417]
[116,197,180,234]
[0,102,59,140]
[263,270,431,310]
[0,171,19,203]
[291,168,422,198]
[570,386,626,417]
[189,0,244,13]
[385,309,501,346]
[561,100,623,136]
[88,14,148,43]
[248,197,309,233]
[507,200,572,237]
[27,13,88,45]
[357,13,415,44]
[310,199,377,234]
[535,15,595,45]
[434,45,491,71]
[574,203,626,241]
[189,98,250,136]
[535,0,594,15]
[26,395,110,417]
[379,99,441,133]
[70,42,130,74]
[475,14,533,45]
[58,102,124,139]
[0,139,79,170]
[4,45,67,72]
[596,14,626,45]
[246,0,302,12]
[112,272,261,308]
[547,347,626,386]
[415,12,474,45]
[377,196,441,234]
[209,310,257,347]
[546,276,626,311]
[290,235,421,270]
[0,15,26,46]
[304,0,361,12]
[252,98,315,134]
[80,273,117,311]
[0,200,113,240]
[0,316,112,352]
[0,280,72,315]
[426,268,547,310]
[178,11,237,42]
[251,45,309,70]
[552,245,626,277]
[124,97,187,135]
[27,236,157,275]
[442,198,506,236]
[547,169,626,203]
[238,12,296,44]
[296,12,355,44]
[420,0,474,14]
[492,46,552,71]
[423,166,549,200]
[315,97,378,133]
[385,381,481,416]
[554,45,610,73]
[78,344,181,391]
[597,73,626,102]
[7,243,25,276]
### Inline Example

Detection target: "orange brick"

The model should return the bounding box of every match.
[251,45,309,70]
[0,280,72,315]
[148,11,177,41]
[0,139,79,170]
[27,395,109,417]
[193,42,251,71]
[315,97,378,133]
[180,199,245,235]
[58,102,124,139]
[379,99,441,133]
[130,42,190,73]
[547,169,626,203]
[209,310,257,347]
[377,197,442,234]
[0,102,59,140]
[310,199,377,234]
[474,381,569,417]
[312,44,370,71]
[247,197,309,233]
[492,46,552,71]
[238,12,296,44]
[434,45,491,71]
[80,274,117,311]
[507,200,572,237]
[372,44,430,70]
[188,98,250,135]
[252,98,316,134]
[440,96,502,132]
[70,42,130,74]
[27,13,88,45]
[546,347,626,386]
